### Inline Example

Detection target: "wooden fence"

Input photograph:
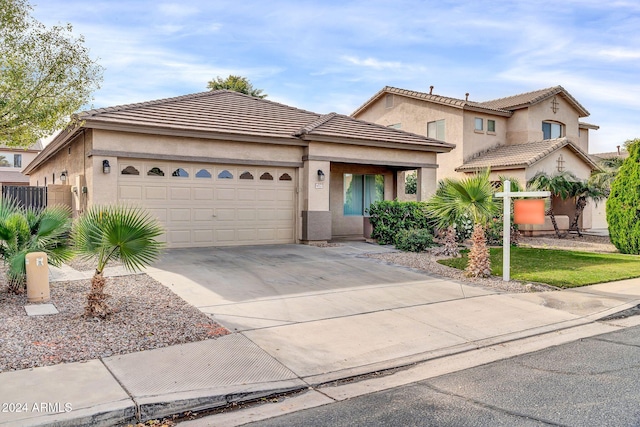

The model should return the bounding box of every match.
[1,186,47,210]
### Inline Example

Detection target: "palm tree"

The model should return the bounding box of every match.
[589,156,625,194]
[0,199,73,293]
[527,171,579,238]
[72,205,164,318]
[567,180,607,236]
[426,169,498,278]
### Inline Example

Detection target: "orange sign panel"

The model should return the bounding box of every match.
[514,199,545,225]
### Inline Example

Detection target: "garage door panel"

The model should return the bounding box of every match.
[237,189,256,201]
[258,229,276,241]
[193,188,214,200]
[119,185,143,200]
[169,208,191,222]
[118,162,295,248]
[194,230,214,243]
[216,229,236,242]
[169,230,191,244]
[277,228,294,240]
[238,229,257,241]
[193,208,215,221]
[216,208,235,221]
[169,187,191,200]
[145,187,167,200]
[216,188,235,200]
[277,190,294,201]
[237,209,256,221]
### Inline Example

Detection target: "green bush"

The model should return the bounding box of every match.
[367,200,435,245]
[607,138,640,254]
[395,228,435,252]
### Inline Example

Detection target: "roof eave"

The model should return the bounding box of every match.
[300,134,455,153]
[23,125,80,175]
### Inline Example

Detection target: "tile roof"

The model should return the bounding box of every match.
[80,90,320,140]
[351,86,513,117]
[353,85,591,118]
[479,86,589,117]
[26,90,454,174]
[0,170,29,184]
[456,138,598,172]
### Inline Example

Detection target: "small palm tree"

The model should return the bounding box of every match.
[426,169,498,278]
[0,199,73,293]
[589,156,625,194]
[527,171,579,238]
[72,205,164,318]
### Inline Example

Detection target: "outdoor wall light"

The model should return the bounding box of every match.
[102,160,111,174]
[317,169,325,181]
[60,171,67,182]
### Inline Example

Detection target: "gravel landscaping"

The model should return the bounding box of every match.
[0,267,229,373]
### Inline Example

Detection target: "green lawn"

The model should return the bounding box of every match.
[438,247,640,288]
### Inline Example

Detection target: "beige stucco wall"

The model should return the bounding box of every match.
[28,130,93,216]
[577,128,590,152]
[353,95,463,182]
[0,149,39,173]
[507,96,581,145]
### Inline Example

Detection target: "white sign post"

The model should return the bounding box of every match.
[494,180,550,281]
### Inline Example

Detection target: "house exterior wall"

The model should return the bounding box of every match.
[28,130,93,216]
[353,95,463,182]
[505,97,581,146]
[0,149,39,173]
[461,111,508,160]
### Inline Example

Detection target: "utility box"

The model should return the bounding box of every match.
[26,252,50,303]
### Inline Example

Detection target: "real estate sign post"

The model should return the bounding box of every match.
[495,180,550,281]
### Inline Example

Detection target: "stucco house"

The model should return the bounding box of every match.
[0,140,42,187]
[352,85,600,230]
[23,90,453,248]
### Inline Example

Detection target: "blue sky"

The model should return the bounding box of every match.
[32,0,640,153]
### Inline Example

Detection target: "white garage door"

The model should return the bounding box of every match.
[117,160,296,248]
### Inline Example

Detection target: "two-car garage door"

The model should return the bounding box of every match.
[117,160,296,248]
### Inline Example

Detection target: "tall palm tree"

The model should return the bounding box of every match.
[426,169,497,278]
[527,171,579,238]
[0,198,73,293]
[72,205,164,318]
[567,180,607,236]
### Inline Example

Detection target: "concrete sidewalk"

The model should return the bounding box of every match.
[2,243,640,426]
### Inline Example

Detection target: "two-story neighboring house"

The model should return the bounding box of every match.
[0,140,43,187]
[352,85,600,231]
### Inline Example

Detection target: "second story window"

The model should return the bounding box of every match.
[13,154,22,168]
[475,118,483,131]
[427,119,445,141]
[542,121,563,140]
[487,120,496,133]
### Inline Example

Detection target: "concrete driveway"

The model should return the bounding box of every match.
[145,242,594,384]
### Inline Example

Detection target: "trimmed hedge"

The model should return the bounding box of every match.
[367,200,435,245]
[607,138,640,254]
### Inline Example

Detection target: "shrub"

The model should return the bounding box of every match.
[395,229,435,252]
[452,213,474,242]
[367,200,435,245]
[607,138,640,254]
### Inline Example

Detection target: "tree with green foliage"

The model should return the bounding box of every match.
[206,75,267,98]
[590,155,626,192]
[426,169,498,278]
[527,171,579,238]
[405,172,417,195]
[607,138,640,254]
[72,205,165,318]
[1,0,103,147]
[567,180,607,237]
[0,199,73,293]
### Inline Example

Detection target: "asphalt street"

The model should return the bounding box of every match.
[241,323,640,427]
